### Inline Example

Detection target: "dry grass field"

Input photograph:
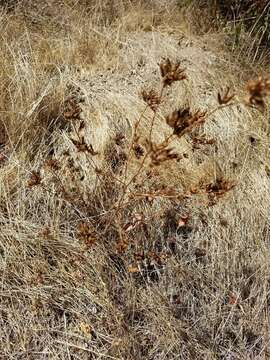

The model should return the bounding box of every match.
[0,1,270,359]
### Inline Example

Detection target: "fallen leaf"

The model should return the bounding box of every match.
[128,266,140,273]
[79,322,92,337]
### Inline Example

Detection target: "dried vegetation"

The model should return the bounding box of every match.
[0,1,270,359]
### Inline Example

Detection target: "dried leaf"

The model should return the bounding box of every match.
[79,322,92,337]
[27,171,41,188]
[228,294,238,305]
[128,266,140,273]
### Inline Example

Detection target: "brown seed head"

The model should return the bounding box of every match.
[205,178,236,205]
[159,59,187,87]
[71,137,99,155]
[146,140,180,167]
[191,134,216,149]
[246,77,270,111]
[133,143,145,159]
[166,108,207,137]
[141,89,161,111]
[63,99,82,120]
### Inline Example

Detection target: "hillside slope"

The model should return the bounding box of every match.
[1,2,270,359]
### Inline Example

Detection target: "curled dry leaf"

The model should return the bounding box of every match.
[27,171,42,188]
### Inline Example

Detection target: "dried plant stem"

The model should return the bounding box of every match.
[149,84,165,142]
[132,191,185,200]
[71,122,124,189]
[116,149,151,210]
[121,105,148,184]
[207,101,241,118]
[118,85,166,208]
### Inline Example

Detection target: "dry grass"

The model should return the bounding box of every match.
[182,0,270,67]
[1,1,270,359]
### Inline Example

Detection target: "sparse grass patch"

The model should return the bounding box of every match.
[182,0,270,65]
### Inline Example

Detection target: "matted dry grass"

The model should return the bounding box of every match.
[0,1,270,359]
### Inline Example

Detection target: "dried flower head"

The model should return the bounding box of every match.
[148,251,169,266]
[71,137,99,155]
[133,143,144,159]
[39,227,54,240]
[191,135,216,150]
[205,178,236,205]
[127,265,140,273]
[246,77,270,111]
[218,87,235,105]
[63,99,82,120]
[166,108,207,137]
[159,59,187,87]
[115,132,126,146]
[141,89,161,111]
[123,213,145,233]
[146,140,180,167]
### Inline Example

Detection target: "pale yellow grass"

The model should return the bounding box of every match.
[0,1,270,359]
